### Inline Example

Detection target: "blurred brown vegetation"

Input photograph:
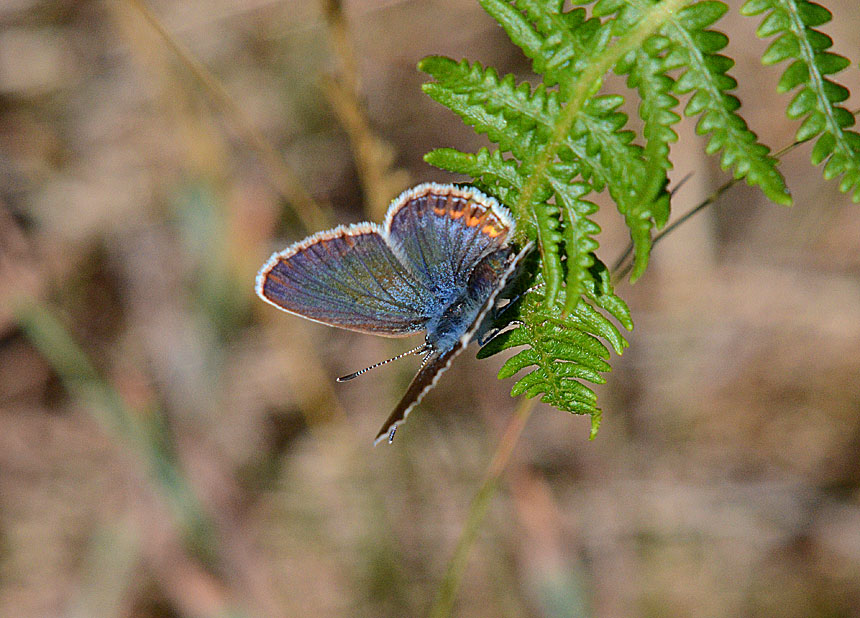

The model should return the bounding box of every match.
[1,0,859,616]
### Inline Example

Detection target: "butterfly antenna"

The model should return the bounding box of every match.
[337,343,430,382]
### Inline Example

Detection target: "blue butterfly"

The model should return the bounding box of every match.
[256,183,529,444]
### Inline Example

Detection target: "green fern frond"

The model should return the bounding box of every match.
[420,0,684,425]
[420,58,637,208]
[419,3,675,294]
[741,0,860,202]
[616,34,680,229]
[425,147,524,202]
[478,0,677,288]
[601,0,792,205]
[418,0,854,428]
[477,257,631,438]
[479,0,610,96]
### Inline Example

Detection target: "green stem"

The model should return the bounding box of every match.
[15,301,219,566]
[428,397,536,618]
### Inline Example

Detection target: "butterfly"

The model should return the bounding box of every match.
[256,182,529,444]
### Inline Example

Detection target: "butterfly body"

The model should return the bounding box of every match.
[424,247,512,350]
[256,183,527,443]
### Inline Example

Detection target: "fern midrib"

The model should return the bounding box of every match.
[576,112,645,195]
[515,0,691,237]
[632,49,676,207]
[479,152,524,189]
[634,49,675,164]
[781,0,853,158]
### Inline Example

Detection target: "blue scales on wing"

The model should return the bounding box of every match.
[256,224,436,336]
[384,184,515,298]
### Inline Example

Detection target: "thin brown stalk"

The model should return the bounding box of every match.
[319,0,410,220]
[124,0,327,232]
[613,107,860,282]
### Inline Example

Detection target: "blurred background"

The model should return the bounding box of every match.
[1,0,859,616]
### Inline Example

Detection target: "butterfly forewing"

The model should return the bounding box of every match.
[257,224,435,336]
[373,346,460,444]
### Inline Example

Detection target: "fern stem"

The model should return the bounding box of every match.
[429,396,536,618]
[613,177,736,281]
[516,0,691,301]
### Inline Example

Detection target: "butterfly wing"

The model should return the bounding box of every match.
[384,183,515,294]
[374,242,533,444]
[257,223,436,336]
[373,346,461,445]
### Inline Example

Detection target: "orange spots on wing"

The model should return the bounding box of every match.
[430,197,511,241]
[465,205,491,227]
[265,269,287,286]
[482,224,504,238]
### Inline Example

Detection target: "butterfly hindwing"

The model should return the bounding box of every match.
[384,183,515,294]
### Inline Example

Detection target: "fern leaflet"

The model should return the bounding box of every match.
[742,0,860,201]
[477,257,631,437]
